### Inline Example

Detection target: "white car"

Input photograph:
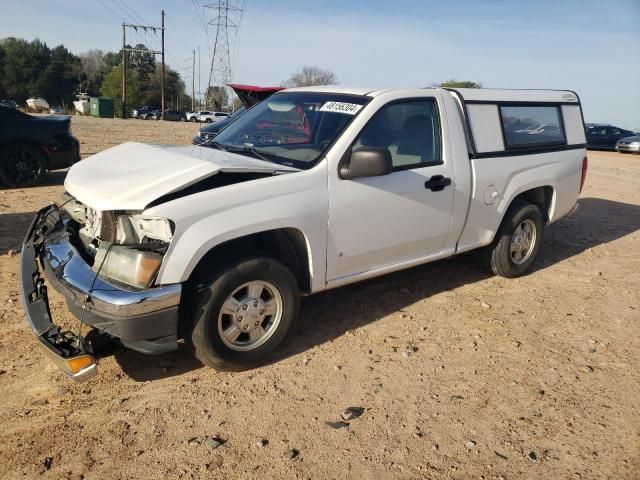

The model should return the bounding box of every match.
[615,135,640,154]
[186,110,211,122]
[21,86,587,381]
[198,111,229,123]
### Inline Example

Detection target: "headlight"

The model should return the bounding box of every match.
[95,245,163,288]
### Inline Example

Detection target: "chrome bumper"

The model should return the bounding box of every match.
[20,205,182,382]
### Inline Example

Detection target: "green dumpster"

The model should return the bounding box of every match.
[90,97,115,118]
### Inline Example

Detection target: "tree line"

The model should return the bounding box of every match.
[0,37,189,113]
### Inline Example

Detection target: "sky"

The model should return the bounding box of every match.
[1,0,639,128]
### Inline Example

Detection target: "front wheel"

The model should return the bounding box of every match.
[483,200,544,278]
[190,117,197,122]
[189,257,300,371]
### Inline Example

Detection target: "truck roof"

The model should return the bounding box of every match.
[284,85,580,103]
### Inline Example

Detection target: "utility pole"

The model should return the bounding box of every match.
[121,23,126,119]
[120,21,162,119]
[161,10,165,119]
[197,47,201,109]
[191,50,196,111]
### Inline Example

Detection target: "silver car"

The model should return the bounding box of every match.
[616,135,640,154]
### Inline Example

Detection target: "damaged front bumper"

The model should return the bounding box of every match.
[20,205,182,382]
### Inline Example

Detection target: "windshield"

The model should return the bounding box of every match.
[211,92,369,169]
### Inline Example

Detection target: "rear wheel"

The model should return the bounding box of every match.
[189,257,300,371]
[205,118,212,123]
[483,200,544,278]
[0,144,47,187]
[190,116,197,122]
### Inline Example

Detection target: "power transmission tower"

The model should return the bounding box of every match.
[204,1,242,111]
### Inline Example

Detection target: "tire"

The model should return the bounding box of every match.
[0,144,47,188]
[190,117,197,122]
[482,200,544,278]
[189,257,300,371]
[205,118,212,123]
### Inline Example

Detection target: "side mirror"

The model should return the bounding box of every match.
[340,147,393,180]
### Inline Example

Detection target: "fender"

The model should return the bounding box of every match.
[456,147,583,252]
[146,163,329,292]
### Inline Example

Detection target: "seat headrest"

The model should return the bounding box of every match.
[402,115,431,136]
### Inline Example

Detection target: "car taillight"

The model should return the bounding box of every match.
[579,156,588,193]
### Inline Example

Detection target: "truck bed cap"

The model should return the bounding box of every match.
[448,88,579,104]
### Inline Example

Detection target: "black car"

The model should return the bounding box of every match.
[586,123,636,150]
[132,106,158,119]
[192,107,246,145]
[152,109,187,121]
[0,99,18,109]
[0,106,80,187]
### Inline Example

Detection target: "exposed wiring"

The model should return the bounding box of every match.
[76,242,114,349]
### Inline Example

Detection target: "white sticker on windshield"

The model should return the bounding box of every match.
[319,101,362,115]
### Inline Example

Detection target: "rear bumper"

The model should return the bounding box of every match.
[20,206,182,381]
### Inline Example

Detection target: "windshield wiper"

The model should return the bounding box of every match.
[241,144,272,163]
[203,138,228,151]
[221,143,274,164]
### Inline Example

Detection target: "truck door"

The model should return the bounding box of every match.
[326,97,456,282]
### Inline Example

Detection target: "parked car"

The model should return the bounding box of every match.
[49,106,65,115]
[615,135,640,154]
[193,108,246,145]
[198,111,229,123]
[0,99,18,109]
[0,106,79,187]
[586,123,636,150]
[132,106,158,119]
[21,86,588,381]
[139,110,158,120]
[186,110,212,122]
[193,83,285,146]
[151,109,187,121]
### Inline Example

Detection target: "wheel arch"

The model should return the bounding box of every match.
[184,227,314,294]
[491,185,554,243]
[511,185,554,223]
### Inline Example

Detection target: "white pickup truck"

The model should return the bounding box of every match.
[20,86,588,381]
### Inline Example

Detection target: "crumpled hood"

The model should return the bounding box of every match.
[65,142,298,211]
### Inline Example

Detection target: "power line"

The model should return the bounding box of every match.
[96,0,125,21]
[192,0,210,39]
[112,0,147,25]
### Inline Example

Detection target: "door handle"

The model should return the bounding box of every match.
[424,175,452,192]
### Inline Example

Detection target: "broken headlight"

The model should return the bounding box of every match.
[94,245,164,289]
[95,214,174,289]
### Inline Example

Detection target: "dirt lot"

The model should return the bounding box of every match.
[0,116,638,479]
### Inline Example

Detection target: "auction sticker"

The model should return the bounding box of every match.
[319,101,363,115]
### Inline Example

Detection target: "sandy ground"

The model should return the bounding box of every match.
[0,116,638,479]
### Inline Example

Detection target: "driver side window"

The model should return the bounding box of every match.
[353,99,442,170]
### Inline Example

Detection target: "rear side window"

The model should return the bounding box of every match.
[500,105,565,148]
